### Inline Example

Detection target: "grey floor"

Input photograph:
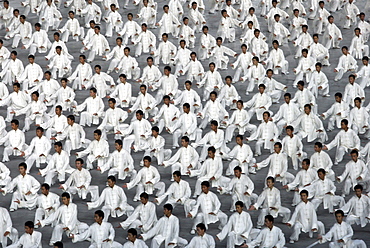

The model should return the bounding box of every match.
[0,0,370,247]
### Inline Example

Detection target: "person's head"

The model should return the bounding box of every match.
[353,96,362,108]
[201,181,210,193]
[89,20,96,28]
[28,54,35,64]
[68,11,75,19]
[273,13,280,22]
[335,210,344,224]
[108,98,116,109]
[67,115,75,125]
[140,192,149,204]
[362,56,369,66]
[340,119,349,131]
[127,228,137,242]
[183,17,189,25]
[53,241,64,248]
[94,26,101,34]
[304,104,312,115]
[221,9,228,18]
[20,15,26,23]
[140,84,147,94]
[235,134,243,146]
[235,201,244,214]
[350,149,358,162]
[75,158,84,170]
[264,215,274,228]
[24,221,34,234]
[319,1,325,8]
[315,62,322,72]
[163,203,173,216]
[119,74,127,83]
[302,158,310,170]
[225,75,232,85]
[354,184,363,197]
[35,23,41,31]
[334,92,342,103]
[127,12,134,21]
[44,71,52,80]
[54,142,63,154]
[196,223,206,236]
[124,47,130,56]
[252,56,259,65]
[61,192,71,205]
[293,8,299,17]
[79,55,86,64]
[209,91,217,101]
[254,29,260,37]
[177,136,189,149]
[354,27,361,36]
[183,102,190,113]
[107,176,116,188]
[143,156,151,167]
[136,110,144,120]
[114,139,123,151]
[90,87,97,98]
[202,25,208,34]
[36,126,44,138]
[301,48,308,57]
[314,142,323,152]
[266,176,275,188]
[163,95,170,105]
[19,162,27,175]
[141,23,147,31]
[328,15,334,23]
[342,46,348,55]
[11,119,19,130]
[164,66,171,76]
[207,146,216,159]
[151,126,159,137]
[284,93,291,103]
[286,125,294,137]
[173,171,181,183]
[110,3,116,11]
[348,74,356,85]
[262,111,270,122]
[209,62,215,72]
[55,46,62,55]
[234,166,242,178]
[93,129,102,141]
[163,4,169,12]
[317,168,326,180]
[236,100,243,110]
[266,69,273,78]
[210,120,218,131]
[41,183,50,196]
[10,50,17,60]
[258,84,266,94]
[94,65,101,74]
[274,142,282,153]
[300,189,309,202]
[162,33,168,42]
[216,37,223,46]
[146,57,153,66]
[94,210,104,224]
[313,33,319,43]
[302,24,308,33]
[53,32,60,42]
[13,82,20,92]
[61,78,68,88]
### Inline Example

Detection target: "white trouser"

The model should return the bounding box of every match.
[0,227,18,248]
[151,235,188,248]
[257,207,291,226]
[172,129,202,147]
[50,222,89,244]
[290,221,325,241]
[133,182,165,201]
[67,185,99,201]
[192,212,228,230]
[225,124,257,142]
[311,195,345,213]
[143,149,172,166]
